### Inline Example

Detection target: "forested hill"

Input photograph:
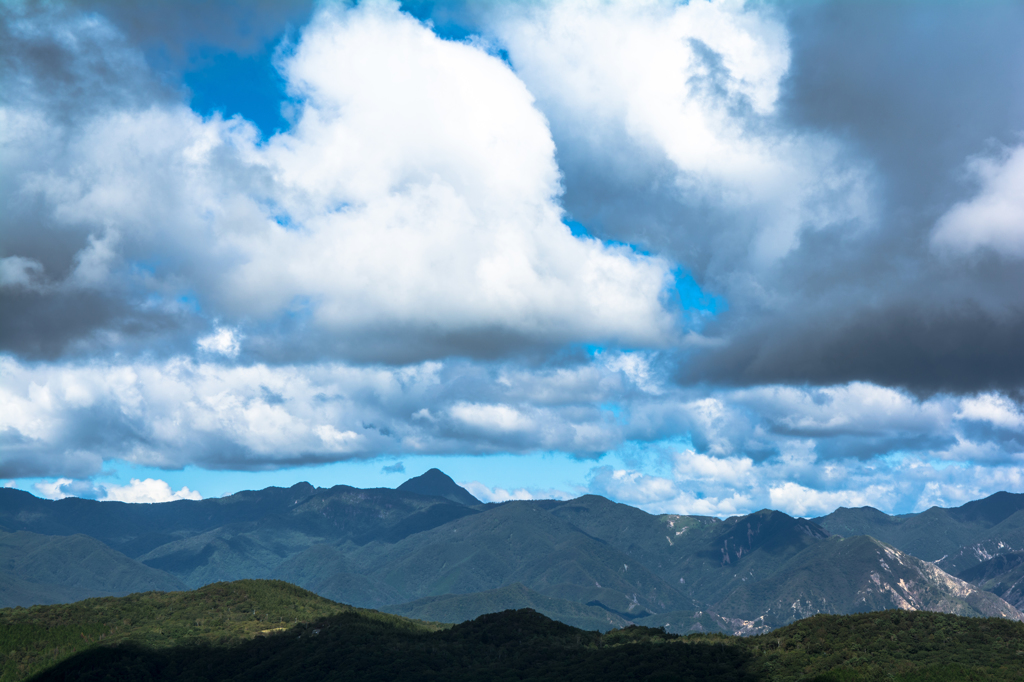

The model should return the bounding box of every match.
[3,580,1024,682]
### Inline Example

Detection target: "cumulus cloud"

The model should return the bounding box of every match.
[932,144,1024,258]
[956,394,1024,432]
[5,348,1022,514]
[197,328,241,357]
[767,482,894,518]
[1,1,676,363]
[449,403,534,434]
[101,478,202,503]
[473,0,1024,395]
[32,476,201,502]
[34,478,95,500]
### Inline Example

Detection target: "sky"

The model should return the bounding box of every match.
[1,0,1023,517]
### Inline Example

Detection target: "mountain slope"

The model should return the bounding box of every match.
[715,535,1022,626]
[661,509,833,608]
[272,544,403,607]
[346,500,697,616]
[815,492,1024,607]
[0,530,187,608]
[0,482,478,590]
[957,551,1024,611]
[382,582,633,632]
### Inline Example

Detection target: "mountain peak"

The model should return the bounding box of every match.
[397,469,481,506]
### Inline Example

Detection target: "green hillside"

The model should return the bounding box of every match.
[744,609,1024,681]
[4,581,1024,681]
[0,580,442,682]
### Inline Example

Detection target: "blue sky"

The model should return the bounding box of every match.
[2,0,1023,515]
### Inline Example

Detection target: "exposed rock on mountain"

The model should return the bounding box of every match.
[816,492,1024,611]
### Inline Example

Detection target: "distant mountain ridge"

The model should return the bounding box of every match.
[2,473,1024,634]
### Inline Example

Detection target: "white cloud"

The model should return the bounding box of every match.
[34,478,76,500]
[314,425,361,452]
[101,478,201,503]
[728,383,951,436]
[198,328,241,357]
[956,393,1024,432]
[4,351,1023,491]
[913,480,987,512]
[5,350,1024,516]
[673,449,754,487]
[588,466,677,504]
[767,482,894,517]
[449,402,534,433]
[932,144,1024,258]
[462,481,573,503]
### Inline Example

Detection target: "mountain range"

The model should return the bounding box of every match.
[3,468,1024,635]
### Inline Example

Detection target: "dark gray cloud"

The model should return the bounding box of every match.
[65,0,315,62]
[517,0,1024,395]
[0,2,174,120]
[685,293,1024,395]
[704,1,1024,394]
[782,1,1024,205]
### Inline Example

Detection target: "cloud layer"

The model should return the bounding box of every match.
[4,352,1022,515]
[2,0,1023,516]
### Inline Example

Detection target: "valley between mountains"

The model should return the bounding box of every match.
[3,469,1024,635]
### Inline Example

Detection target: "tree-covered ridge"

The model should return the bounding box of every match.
[0,580,444,681]
[4,581,1024,681]
[747,609,1024,681]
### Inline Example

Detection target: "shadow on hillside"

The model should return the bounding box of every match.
[29,609,758,682]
